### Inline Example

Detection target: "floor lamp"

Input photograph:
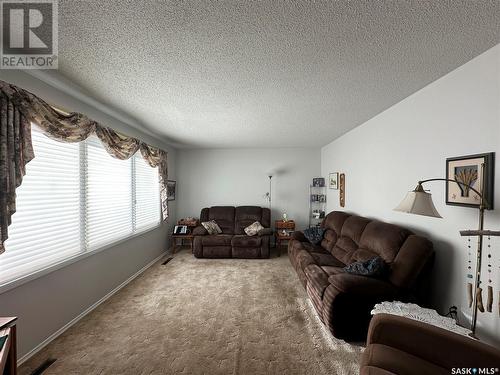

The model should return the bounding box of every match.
[394,164,498,338]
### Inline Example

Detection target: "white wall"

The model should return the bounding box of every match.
[0,71,178,359]
[177,148,320,230]
[321,45,500,345]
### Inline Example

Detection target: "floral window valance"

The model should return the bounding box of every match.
[0,79,168,254]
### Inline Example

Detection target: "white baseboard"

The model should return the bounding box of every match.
[18,251,169,366]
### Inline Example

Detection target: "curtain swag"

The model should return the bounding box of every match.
[0,80,168,254]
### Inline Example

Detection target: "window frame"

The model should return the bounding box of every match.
[0,128,163,294]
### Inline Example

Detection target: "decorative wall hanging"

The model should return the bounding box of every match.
[329,173,339,189]
[167,180,176,201]
[339,173,345,207]
[446,153,494,209]
[0,79,169,254]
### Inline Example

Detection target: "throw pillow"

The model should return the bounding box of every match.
[201,220,222,235]
[344,257,389,278]
[303,227,325,245]
[244,221,265,236]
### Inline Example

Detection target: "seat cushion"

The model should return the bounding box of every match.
[311,252,345,267]
[321,265,346,276]
[231,235,262,247]
[201,234,233,246]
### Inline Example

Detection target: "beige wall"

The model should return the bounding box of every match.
[177,148,320,230]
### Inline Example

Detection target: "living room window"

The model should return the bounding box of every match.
[0,125,161,287]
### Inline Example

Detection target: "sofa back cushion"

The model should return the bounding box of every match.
[331,215,371,264]
[203,206,235,234]
[319,211,434,289]
[234,206,270,234]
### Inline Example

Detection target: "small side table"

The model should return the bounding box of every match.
[275,220,295,257]
[171,234,195,254]
[0,317,17,375]
[371,301,472,337]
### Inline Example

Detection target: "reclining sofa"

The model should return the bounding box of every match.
[288,211,434,340]
[193,206,272,259]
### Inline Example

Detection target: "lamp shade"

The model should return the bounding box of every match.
[394,189,442,218]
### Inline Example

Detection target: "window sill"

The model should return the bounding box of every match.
[0,223,164,295]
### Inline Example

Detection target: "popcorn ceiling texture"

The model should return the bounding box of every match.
[19,250,363,375]
[57,1,499,147]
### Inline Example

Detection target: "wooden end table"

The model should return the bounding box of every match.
[171,234,195,254]
[0,317,17,375]
[275,220,295,256]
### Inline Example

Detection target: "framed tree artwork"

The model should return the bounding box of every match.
[446,152,494,209]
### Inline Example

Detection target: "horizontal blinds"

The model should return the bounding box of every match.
[0,126,82,285]
[134,154,161,230]
[86,136,133,250]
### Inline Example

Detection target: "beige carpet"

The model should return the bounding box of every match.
[20,249,363,375]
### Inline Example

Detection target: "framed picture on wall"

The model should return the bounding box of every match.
[312,177,325,187]
[446,153,494,209]
[329,173,339,189]
[167,180,176,201]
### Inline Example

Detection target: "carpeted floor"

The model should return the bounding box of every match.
[20,248,363,375]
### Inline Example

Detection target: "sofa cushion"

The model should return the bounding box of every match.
[331,215,371,264]
[235,206,270,234]
[355,220,412,264]
[201,220,222,235]
[244,221,264,236]
[321,265,346,276]
[201,234,233,246]
[311,252,344,267]
[231,235,262,247]
[208,206,235,234]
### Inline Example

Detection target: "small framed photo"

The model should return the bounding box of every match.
[329,173,339,189]
[312,177,325,187]
[173,225,188,235]
[446,153,494,209]
[167,180,176,201]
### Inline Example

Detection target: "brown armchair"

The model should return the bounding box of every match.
[193,206,272,258]
[361,313,500,375]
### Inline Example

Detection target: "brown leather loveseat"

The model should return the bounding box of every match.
[193,206,272,259]
[288,211,434,340]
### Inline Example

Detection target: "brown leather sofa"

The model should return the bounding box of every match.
[193,206,272,258]
[288,211,434,340]
[361,313,500,375]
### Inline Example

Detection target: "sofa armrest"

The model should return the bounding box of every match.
[291,231,307,242]
[258,228,273,236]
[366,313,500,370]
[328,273,397,296]
[192,226,208,235]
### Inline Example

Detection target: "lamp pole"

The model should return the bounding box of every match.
[418,167,487,337]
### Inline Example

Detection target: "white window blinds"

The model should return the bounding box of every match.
[0,126,82,284]
[86,136,133,250]
[0,127,162,287]
[134,154,160,231]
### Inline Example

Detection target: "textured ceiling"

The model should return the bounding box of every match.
[57,0,500,148]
